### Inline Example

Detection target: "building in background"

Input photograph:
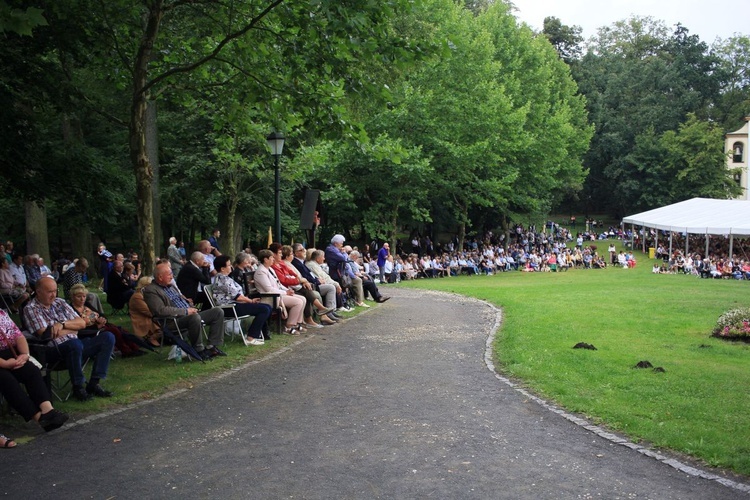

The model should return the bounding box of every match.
[726,117,749,200]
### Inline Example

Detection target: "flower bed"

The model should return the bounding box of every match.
[712,307,750,341]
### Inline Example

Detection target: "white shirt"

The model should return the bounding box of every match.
[9,263,26,287]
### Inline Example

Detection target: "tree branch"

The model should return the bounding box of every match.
[143,0,285,94]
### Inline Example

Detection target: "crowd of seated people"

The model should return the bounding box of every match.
[7,219,750,443]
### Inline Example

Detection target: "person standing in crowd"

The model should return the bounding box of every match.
[97,243,113,292]
[377,242,390,284]
[167,237,184,276]
[208,228,221,252]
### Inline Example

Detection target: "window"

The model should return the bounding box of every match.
[733,142,744,163]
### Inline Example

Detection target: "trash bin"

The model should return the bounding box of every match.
[648,247,655,259]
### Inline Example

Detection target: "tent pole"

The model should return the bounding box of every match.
[669,231,673,259]
[729,233,734,261]
[630,224,634,250]
[685,230,689,257]
[705,231,709,258]
[642,225,646,253]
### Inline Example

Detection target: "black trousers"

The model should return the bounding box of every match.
[362,279,380,300]
[0,349,50,421]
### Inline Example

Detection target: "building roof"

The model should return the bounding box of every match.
[622,198,750,236]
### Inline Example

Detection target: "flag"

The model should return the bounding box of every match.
[267,226,273,248]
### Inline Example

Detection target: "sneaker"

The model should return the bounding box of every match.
[357,302,371,308]
[39,409,69,432]
[247,337,265,345]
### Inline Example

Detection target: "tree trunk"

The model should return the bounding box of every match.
[389,197,400,250]
[500,215,511,251]
[25,200,50,263]
[219,198,234,258]
[233,212,243,254]
[130,3,164,276]
[71,225,94,278]
[457,221,466,254]
[147,99,162,259]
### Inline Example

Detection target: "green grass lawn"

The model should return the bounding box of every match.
[402,251,750,476]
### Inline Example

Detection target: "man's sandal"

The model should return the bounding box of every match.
[0,435,17,449]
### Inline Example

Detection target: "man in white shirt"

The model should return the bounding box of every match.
[9,254,27,291]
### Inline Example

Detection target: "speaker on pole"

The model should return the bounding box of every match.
[300,189,321,247]
[300,189,320,230]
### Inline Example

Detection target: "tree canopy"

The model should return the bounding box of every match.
[4,2,746,263]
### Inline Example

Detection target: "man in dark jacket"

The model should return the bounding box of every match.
[175,251,212,308]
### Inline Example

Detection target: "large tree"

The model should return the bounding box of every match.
[574,17,722,216]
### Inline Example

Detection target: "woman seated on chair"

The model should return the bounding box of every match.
[271,244,335,328]
[69,284,146,357]
[128,276,161,347]
[230,252,257,296]
[0,309,69,432]
[253,249,306,335]
[212,255,272,345]
[0,259,29,312]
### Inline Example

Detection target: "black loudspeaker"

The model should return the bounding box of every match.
[300,189,320,230]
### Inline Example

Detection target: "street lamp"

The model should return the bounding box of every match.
[267,131,285,244]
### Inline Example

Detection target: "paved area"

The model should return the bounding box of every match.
[1,287,748,498]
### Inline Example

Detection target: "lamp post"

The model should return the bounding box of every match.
[267,131,285,243]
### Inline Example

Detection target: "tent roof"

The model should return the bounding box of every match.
[622,198,750,236]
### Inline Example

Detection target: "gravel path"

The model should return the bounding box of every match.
[1,286,747,498]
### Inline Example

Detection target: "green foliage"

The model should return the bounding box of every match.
[712,35,750,131]
[575,17,724,216]
[542,16,583,63]
[0,2,46,35]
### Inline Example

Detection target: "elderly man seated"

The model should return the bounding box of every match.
[346,248,390,306]
[143,261,226,360]
[175,251,212,309]
[23,277,115,401]
[107,259,136,311]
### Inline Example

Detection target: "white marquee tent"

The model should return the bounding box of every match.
[622,198,750,236]
[622,198,750,259]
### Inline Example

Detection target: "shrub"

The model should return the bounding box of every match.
[712,307,750,341]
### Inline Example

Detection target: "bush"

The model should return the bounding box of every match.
[712,307,750,341]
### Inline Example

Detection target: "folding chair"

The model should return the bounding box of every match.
[203,284,253,345]
[24,331,89,402]
[0,293,13,312]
